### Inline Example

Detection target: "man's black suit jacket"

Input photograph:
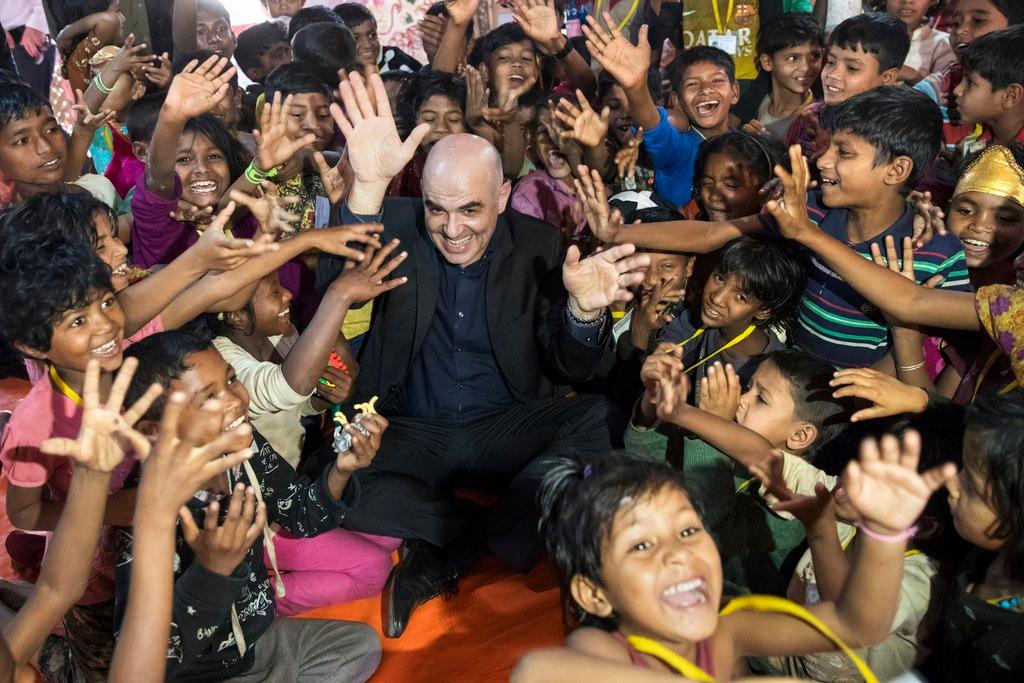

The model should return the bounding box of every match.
[317,197,613,412]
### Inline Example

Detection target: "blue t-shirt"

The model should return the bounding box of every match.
[642,107,703,208]
[761,192,971,368]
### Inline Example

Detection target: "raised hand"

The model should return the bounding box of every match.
[180,484,267,576]
[191,201,280,271]
[313,223,385,261]
[332,237,409,304]
[331,72,431,190]
[574,165,623,243]
[830,368,929,422]
[418,13,447,61]
[137,394,255,520]
[482,89,520,125]
[335,413,388,473]
[444,0,481,27]
[764,144,816,241]
[313,152,349,205]
[582,13,651,90]
[163,54,237,122]
[907,190,947,248]
[229,185,301,239]
[563,243,650,318]
[698,361,741,420]
[844,431,956,536]
[654,370,691,425]
[100,34,154,83]
[869,235,944,326]
[629,276,682,350]
[72,89,117,134]
[770,480,838,533]
[615,128,643,179]
[255,92,319,172]
[40,359,162,472]
[554,91,610,149]
[169,199,214,225]
[638,343,683,422]
[511,0,562,52]
[464,64,489,128]
[142,52,172,88]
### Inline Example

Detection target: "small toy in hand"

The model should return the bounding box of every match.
[332,396,378,453]
[318,350,350,389]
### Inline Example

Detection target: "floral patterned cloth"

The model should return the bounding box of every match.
[975,284,1024,386]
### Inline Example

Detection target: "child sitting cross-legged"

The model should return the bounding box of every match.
[628,350,852,596]
[118,327,385,681]
[512,429,955,681]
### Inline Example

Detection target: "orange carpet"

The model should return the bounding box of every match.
[298,557,565,681]
[0,377,566,680]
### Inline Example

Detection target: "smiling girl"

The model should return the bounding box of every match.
[513,439,955,681]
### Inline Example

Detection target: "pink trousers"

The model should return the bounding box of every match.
[264,528,401,616]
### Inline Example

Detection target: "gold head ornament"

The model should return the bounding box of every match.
[954,145,1024,209]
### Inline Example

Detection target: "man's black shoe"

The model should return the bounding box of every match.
[382,541,459,638]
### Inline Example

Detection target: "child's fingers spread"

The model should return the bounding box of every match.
[123,382,163,427]
[180,507,201,541]
[897,430,921,469]
[878,433,902,463]
[39,437,80,459]
[118,427,152,461]
[203,501,221,531]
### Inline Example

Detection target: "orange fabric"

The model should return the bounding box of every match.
[297,556,565,681]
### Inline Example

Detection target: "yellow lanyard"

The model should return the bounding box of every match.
[48,365,83,406]
[971,349,1018,403]
[665,325,757,374]
[628,595,878,682]
[721,595,879,683]
[711,0,736,33]
[626,636,714,681]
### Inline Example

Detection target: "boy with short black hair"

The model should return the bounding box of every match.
[235,21,292,85]
[955,24,1024,145]
[286,5,345,42]
[196,0,236,61]
[585,16,739,208]
[117,328,382,682]
[786,12,909,161]
[591,86,971,370]
[749,13,825,144]
[333,3,422,74]
[262,0,306,19]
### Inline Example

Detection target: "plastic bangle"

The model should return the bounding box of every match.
[243,161,278,185]
[897,360,926,372]
[93,73,113,94]
[855,522,919,543]
[551,39,574,60]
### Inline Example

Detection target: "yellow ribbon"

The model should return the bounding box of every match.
[626,635,715,681]
[711,0,736,33]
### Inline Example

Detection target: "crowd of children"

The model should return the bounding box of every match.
[0,0,1023,680]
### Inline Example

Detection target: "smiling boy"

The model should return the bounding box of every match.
[786,12,908,161]
[333,3,422,74]
[599,86,971,370]
[585,16,739,208]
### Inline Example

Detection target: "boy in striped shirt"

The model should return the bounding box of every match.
[583,85,970,369]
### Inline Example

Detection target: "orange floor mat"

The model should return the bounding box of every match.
[297,556,566,681]
[0,377,567,680]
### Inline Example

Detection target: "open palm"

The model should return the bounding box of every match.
[583,14,650,90]
[513,0,560,45]
[330,73,430,187]
[164,55,236,120]
[563,243,649,314]
[40,359,161,473]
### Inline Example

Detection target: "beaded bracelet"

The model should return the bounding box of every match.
[93,73,113,94]
[856,522,919,543]
[567,306,606,326]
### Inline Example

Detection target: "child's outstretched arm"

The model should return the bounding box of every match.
[513,0,597,101]
[145,55,236,199]
[655,365,776,471]
[108,395,254,683]
[431,0,478,73]
[723,430,956,657]
[767,145,980,331]
[555,94,612,175]
[65,90,117,181]
[1,359,162,665]
[574,165,763,251]
[120,204,384,333]
[583,14,659,131]
[278,240,407,398]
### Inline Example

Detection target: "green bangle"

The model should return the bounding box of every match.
[244,161,279,185]
[93,73,113,94]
